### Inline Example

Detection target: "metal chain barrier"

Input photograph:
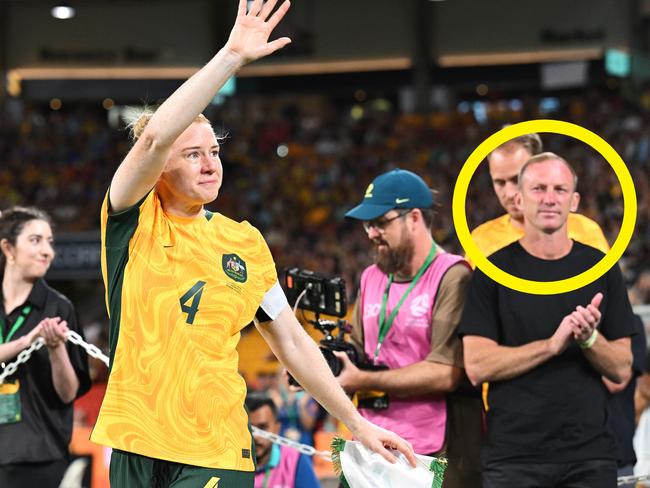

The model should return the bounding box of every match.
[0,337,46,383]
[66,330,110,365]
[15,332,650,476]
[250,426,332,460]
[0,331,111,383]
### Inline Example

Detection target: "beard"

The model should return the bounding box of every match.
[374,233,415,276]
[503,198,523,221]
[256,443,272,465]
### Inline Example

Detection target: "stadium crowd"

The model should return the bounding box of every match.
[2,84,650,486]
[1,89,648,306]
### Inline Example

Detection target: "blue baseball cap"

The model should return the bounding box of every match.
[345,168,434,220]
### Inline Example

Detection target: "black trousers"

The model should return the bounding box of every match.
[483,459,618,488]
[0,459,68,488]
[441,462,483,488]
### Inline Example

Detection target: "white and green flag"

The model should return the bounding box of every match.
[331,438,447,488]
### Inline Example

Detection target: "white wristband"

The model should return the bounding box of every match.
[578,329,598,349]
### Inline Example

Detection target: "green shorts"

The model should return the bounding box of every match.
[109,450,254,488]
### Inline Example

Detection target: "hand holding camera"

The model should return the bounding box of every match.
[284,268,382,384]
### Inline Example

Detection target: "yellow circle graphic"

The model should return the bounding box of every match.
[452,119,637,295]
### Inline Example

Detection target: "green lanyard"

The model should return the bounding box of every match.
[261,466,271,488]
[0,306,32,344]
[375,244,437,359]
[261,444,280,488]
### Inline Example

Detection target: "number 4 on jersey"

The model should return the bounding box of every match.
[180,280,206,325]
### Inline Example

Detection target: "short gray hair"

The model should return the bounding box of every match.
[518,152,578,191]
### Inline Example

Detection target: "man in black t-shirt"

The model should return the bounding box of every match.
[458,152,635,488]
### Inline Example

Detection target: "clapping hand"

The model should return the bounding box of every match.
[39,317,69,350]
[570,293,602,343]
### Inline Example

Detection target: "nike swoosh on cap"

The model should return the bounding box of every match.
[395,198,410,204]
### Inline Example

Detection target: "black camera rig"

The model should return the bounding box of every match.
[284,268,358,380]
[283,267,389,408]
[285,267,347,318]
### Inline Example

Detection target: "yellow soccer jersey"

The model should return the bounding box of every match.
[91,191,277,471]
[467,213,610,268]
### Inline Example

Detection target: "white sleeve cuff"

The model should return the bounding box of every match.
[260,281,288,321]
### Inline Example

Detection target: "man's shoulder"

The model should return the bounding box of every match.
[567,212,601,229]
[567,213,606,239]
[486,240,521,263]
[361,263,383,280]
[437,254,471,281]
[470,215,520,258]
[567,213,609,252]
[470,214,511,237]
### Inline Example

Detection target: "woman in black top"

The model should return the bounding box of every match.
[0,206,90,487]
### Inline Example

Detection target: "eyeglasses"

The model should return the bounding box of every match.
[362,209,411,234]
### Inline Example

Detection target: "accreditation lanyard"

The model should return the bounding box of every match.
[374,244,437,359]
[261,467,271,488]
[0,306,32,344]
[261,444,280,488]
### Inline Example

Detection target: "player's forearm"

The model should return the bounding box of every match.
[257,315,365,433]
[358,361,462,396]
[110,48,245,211]
[463,337,554,386]
[142,48,243,148]
[48,345,79,403]
[278,333,364,429]
[583,336,632,384]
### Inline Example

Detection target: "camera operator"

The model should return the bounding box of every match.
[336,169,483,487]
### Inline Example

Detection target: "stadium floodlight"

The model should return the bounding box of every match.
[51,5,76,20]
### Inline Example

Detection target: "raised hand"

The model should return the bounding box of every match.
[226,0,292,64]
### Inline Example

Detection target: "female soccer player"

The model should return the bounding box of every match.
[91,1,415,486]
